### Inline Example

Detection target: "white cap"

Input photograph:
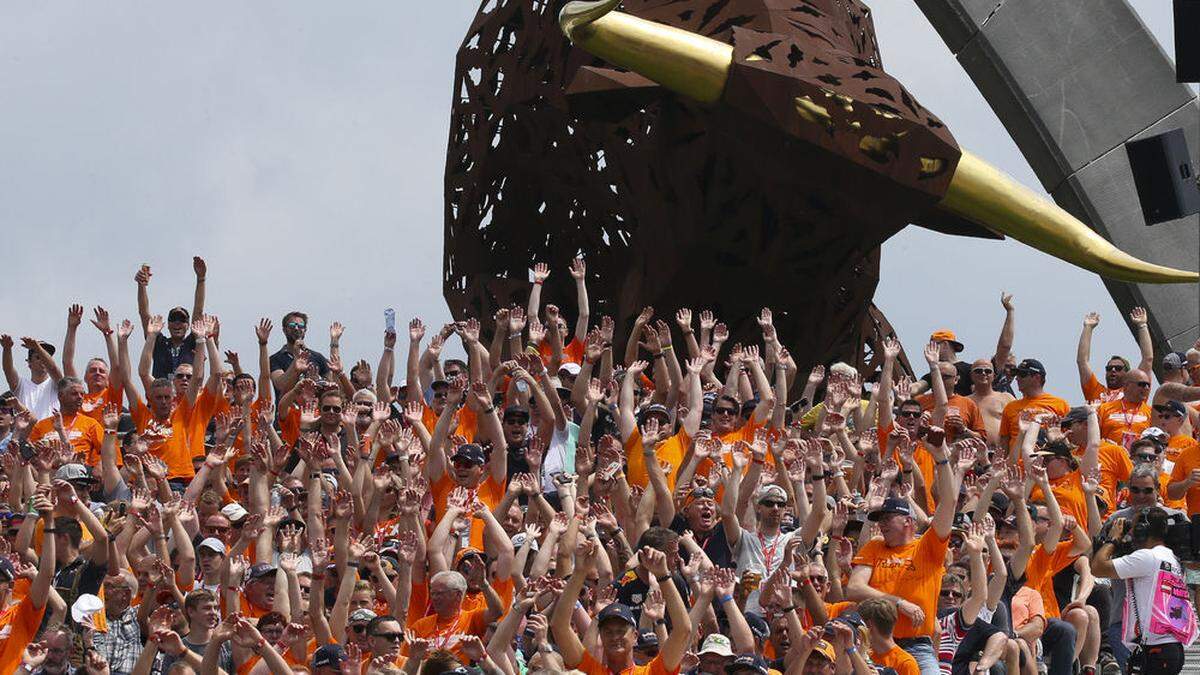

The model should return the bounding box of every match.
[699,633,734,656]
[198,538,227,555]
[220,503,248,522]
[558,362,582,376]
[71,594,104,627]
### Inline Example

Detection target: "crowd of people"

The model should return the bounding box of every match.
[1,257,1200,675]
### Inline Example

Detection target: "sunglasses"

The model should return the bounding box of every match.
[1133,382,1151,388]
[940,589,963,600]
[897,411,921,419]
[1015,369,1038,377]
[760,500,787,508]
[285,322,306,330]
[1105,365,1128,372]
[1129,486,1157,495]
[1152,406,1183,416]
[690,488,716,500]
[1135,455,1159,463]
[713,408,738,416]
[321,405,342,413]
[971,368,993,375]
[174,373,192,380]
[372,633,404,642]
[351,624,368,633]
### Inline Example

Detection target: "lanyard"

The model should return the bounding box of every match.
[758,531,782,573]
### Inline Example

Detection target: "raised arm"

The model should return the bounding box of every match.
[616,360,647,441]
[1079,403,1101,478]
[135,264,152,337]
[959,526,989,625]
[1077,312,1100,391]
[993,292,1015,368]
[24,339,62,384]
[1,335,18,392]
[191,256,207,322]
[138,316,163,394]
[569,257,590,342]
[254,319,273,403]
[527,263,549,323]
[63,304,83,378]
[30,487,56,609]
[1129,307,1154,373]
[745,347,776,423]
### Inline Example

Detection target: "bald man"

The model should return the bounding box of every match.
[1096,368,1153,447]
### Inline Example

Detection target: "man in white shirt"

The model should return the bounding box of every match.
[1,335,62,419]
[1092,506,1196,674]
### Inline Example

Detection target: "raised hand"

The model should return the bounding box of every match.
[1083,312,1100,328]
[508,307,527,334]
[146,315,165,335]
[1130,306,1148,327]
[329,321,345,343]
[569,257,586,280]
[807,364,826,386]
[1001,292,1014,311]
[532,262,550,283]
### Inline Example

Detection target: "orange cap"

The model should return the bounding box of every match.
[929,330,964,353]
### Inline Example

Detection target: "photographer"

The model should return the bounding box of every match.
[1092,507,1197,674]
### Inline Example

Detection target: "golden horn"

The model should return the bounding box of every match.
[559,0,732,104]
[939,151,1198,283]
[560,2,1199,283]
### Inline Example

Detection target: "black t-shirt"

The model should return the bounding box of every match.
[668,515,734,570]
[151,333,198,379]
[268,348,330,380]
[54,555,107,620]
[920,361,974,397]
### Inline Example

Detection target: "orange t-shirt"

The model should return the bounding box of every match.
[1097,400,1151,447]
[1028,471,1088,530]
[1169,443,1200,515]
[999,393,1071,447]
[0,590,46,675]
[1159,473,1187,510]
[852,529,949,638]
[800,600,853,629]
[130,396,196,479]
[914,393,986,440]
[1024,540,1077,619]
[576,652,678,675]
[460,577,514,615]
[279,405,302,446]
[407,580,429,626]
[1072,442,1132,515]
[431,474,505,548]
[871,645,920,675]
[624,428,688,490]
[1082,374,1124,405]
[183,389,229,460]
[876,423,936,509]
[538,338,585,366]
[403,607,488,661]
[421,403,477,442]
[79,384,124,424]
[29,413,106,467]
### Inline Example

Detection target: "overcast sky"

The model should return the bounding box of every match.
[0,1,1189,400]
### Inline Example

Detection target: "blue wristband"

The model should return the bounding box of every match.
[718,594,733,605]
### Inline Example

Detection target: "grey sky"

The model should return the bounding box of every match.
[0,1,1189,398]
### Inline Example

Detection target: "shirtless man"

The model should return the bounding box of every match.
[968,358,1014,448]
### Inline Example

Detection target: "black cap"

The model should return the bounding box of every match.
[1034,440,1075,463]
[636,630,659,649]
[725,654,770,675]
[596,603,637,628]
[0,558,14,582]
[450,443,487,466]
[989,491,1011,518]
[1154,400,1187,418]
[311,643,347,668]
[502,405,530,422]
[744,612,770,639]
[1163,352,1188,371]
[167,307,190,323]
[28,341,55,356]
[1062,407,1089,425]
[639,403,670,424]
[868,497,912,521]
[430,379,450,390]
[248,563,277,582]
[1015,359,1046,377]
[952,512,972,531]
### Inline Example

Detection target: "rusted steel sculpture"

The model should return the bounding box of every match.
[442,0,1195,375]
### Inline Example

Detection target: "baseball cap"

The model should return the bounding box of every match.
[929,330,964,353]
[450,443,486,466]
[349,608,377,623]
[989,492,1011,519]
[1061,407,1089,425]
[639,403,671,424]
[726,654,770,675]
[502,405,531,422]
[71,594,104,626]
[167,307,190,323]
[559,362,582,376]
[699,633,734,656]
[809,639,837,662]
[55,463,97,484]
[755,485,787,504]
[1015,359,1047,377]
[430,379,450,390]
[636,630,659,649]
[220,503,249,522]
[868,497,912,521]
[312,644,348,669]
[1163,352,1188,371]
[1141,427,1170,445]
[453,547,487,567]
[247,563,277,582]
[596,603,637,628]
[1033,440,1076,463]
[1154,401,1187,418]
[744,612,770,640]
[198,538,227,555]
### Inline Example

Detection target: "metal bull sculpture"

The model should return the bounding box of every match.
[443,0,1197,376]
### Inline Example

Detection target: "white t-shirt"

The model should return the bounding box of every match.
[736,527,800,613]
[541,423,579,494]
[1113,545,1187,647]
[16,375,58,420]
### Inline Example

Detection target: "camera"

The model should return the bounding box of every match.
[1098,510,1195,561]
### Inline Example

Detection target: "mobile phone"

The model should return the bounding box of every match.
[118,503,127,517]
[18,443,35,462]
[384,308,396,333]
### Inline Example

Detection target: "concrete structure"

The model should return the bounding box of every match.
[916,0,1200,362]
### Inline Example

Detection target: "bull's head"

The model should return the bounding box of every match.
[560,0,1198,284]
